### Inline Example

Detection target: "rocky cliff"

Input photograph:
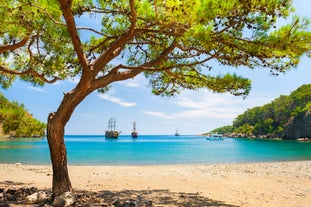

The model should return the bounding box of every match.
[0,123,8,138]
[282,110,311,139]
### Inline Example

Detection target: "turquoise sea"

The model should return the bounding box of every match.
[1,135,311,165]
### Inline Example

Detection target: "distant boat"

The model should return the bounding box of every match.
[105,118,121,139]
[131,121,138,138]
[175,129,180,136]
[206,133,224,141]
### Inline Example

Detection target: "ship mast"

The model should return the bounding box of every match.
[113,118,116,131]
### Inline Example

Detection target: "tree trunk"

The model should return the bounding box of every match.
[47,112,72,197]
[46,80,92,197]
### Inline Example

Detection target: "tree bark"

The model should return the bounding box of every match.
[46,83,90,197]
[47,112,72,197]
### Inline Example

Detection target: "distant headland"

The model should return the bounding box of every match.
[0,92,46,138]
[205,84,311,141]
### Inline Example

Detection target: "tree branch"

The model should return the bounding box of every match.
[77,26,105,36]
[92,37,182,90]
[0,65,61,84]
[31,4,66,26]
[57,0,90,74]
[92,0,137,74]
[0,37,30,54]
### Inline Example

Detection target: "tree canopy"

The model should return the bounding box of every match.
[1,0,310,96]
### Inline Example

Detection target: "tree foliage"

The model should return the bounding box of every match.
[1,0,310,96]
[231,84,311,137]
[0,92,46,137]
[205,125,233,135]
[0,0,76,87]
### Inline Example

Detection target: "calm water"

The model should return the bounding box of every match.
[1,135,311,165]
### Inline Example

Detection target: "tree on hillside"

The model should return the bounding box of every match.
[232,84,311,137]
[0,93,46,137]
[1,0,311,198]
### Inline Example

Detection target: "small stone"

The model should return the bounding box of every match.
[112,199,122,207]
[53,192,76,207]
[144,200,153,206]
[26,191,47,204]
[6,189,17,195]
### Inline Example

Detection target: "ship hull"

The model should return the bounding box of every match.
[131,131,138,138]
[131,121,138,138]
[105,131,120,139]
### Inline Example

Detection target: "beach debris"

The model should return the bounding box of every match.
[0,187,39,205]
[15,163,25,169]
[53,191,75,207]
[112,199,137,207]
[112,198,152,207]
[26,191,47,204]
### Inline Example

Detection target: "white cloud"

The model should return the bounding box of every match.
[68,76,80,84]
[98,93,136,107]
[176,108,238,120]
[28,86,46,93]
[142,111,179,119]
[118,74,147,88]
[143,107,238,121]
[142,89,275,121]
[176,92,238,109]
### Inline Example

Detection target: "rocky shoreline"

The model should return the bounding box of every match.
[223,133,311,141]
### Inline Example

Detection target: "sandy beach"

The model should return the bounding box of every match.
[1,161,311,206]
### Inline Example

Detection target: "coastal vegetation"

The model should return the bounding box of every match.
[1,0,311,200]
[207,84,311,139]
[0,92,46,138]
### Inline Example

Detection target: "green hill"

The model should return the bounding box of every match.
[0,92,46,138]
[207,84,311,139]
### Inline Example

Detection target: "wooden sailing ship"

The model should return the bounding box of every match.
[131,121,138,138]
[105,118,121,138]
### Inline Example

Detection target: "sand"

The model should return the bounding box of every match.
[1,161,311,206]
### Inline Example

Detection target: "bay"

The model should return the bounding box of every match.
[0,135,311,165]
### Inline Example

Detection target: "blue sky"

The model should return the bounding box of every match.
[2,0,311,135]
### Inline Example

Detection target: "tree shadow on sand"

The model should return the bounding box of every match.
[77,189,240,207]
[0,181,28,186]
[0,185,240,206]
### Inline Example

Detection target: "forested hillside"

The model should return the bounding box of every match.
[208,84,311,139]
[0,92,46,138]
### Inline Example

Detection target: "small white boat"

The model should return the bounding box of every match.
[206,133,224,141]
